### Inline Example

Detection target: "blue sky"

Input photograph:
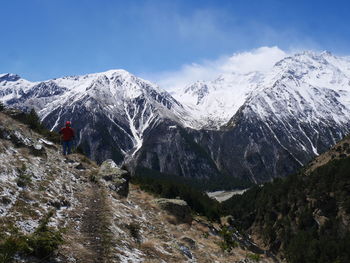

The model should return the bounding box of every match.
[1,0,350,82]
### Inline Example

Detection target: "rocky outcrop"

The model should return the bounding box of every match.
[155,198,192,224]
[0,123,47,158]
[132,120,221,180]
[98,159,130,197]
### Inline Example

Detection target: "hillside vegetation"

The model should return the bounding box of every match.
[222,150,350,262]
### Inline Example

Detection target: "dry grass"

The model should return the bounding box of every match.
[162,214,178,225]
[140,240,166,258]
[57,232,96,262]
[192,220,210,233]
[306,137,350,174]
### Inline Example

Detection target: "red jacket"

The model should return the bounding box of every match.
[60,126,75,141]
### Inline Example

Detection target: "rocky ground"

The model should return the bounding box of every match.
[0,112,277,263]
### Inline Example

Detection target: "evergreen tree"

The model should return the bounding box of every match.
[27,109,43,132]
[0,101,4,111]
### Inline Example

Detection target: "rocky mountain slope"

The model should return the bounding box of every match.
[2,50,350,183]
[134,51,350,183]
[172,51,350,130]
[0,111,276,263]
[0,70,195,164]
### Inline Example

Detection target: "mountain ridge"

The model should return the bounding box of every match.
[2,50,350,184]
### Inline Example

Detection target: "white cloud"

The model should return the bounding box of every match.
[147,46,288,91]
[220,46,287,73]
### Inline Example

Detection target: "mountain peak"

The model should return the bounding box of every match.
[320,50,333,56]
[0,73,21,82]
[102,69,131,78]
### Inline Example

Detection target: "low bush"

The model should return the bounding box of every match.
[0,212,63,262]
[218,226,238,252]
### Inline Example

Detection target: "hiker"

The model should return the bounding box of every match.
[59,121,75,155]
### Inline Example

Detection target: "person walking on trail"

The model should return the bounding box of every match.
[59,121,75,155]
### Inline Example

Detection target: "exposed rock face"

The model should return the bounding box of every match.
[139,51,350,182]
[132,120,221,179]
[180,236,197,249]
[155,198,192,224]
[99,159,130,197]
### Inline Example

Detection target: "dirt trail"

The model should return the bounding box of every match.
[57,179,114,263]
[80,184,112,263]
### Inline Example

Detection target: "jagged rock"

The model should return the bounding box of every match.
[0,124,46,157]
[0,125,31,147]
[234,259,259,263]
[11,130,32,147]
[180,236,196,249]
[155,198,192,224]
[0,125,11,140]
[30,142,46,157]
[178,244,193,259]
[0,196,12,205]
[48,197,71,209]
[39,138,57,149]
[75,163,86,170]
[98,159,130,197]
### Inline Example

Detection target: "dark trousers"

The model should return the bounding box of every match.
[62,140,73,155]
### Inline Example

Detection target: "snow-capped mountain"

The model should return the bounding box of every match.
[0,73,33,100]
[171,71,265,129]
[137,51,350,182]
[2,50,350,184]
[171,51,350,130]
[0,70,195,163]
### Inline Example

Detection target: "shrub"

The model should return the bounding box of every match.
[0,102,5,112]
[247,253,261,262]
[0,212,63,262]
[16,164,32,188]
[27,109,42,131]
[126,223,141,243]
[219,226,238,252]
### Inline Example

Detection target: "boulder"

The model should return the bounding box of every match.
[11,130,32,147]
[0,126,32,147]
[39,138,57,149]
[75,163,86,170]
[177,244,193,259]
[30,142,46,157]
[155,198,192,224]
[180,236,196,249]
[0,196,12,205]
[98,159,130,197]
